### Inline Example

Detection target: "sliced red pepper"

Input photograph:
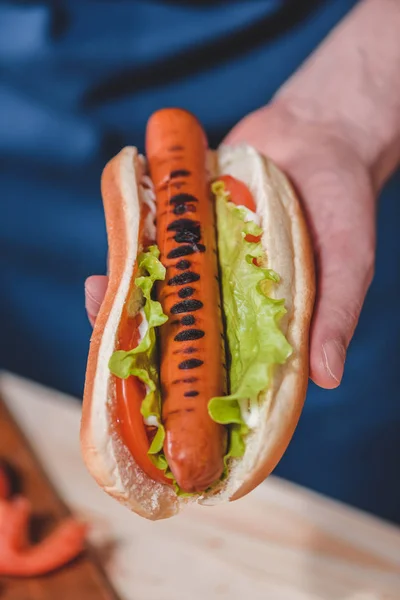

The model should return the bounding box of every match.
[0,468,86,576]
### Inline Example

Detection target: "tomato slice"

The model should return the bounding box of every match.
[216,175,256,211]
[113,309,170,485]
[112,202,171,486]
[216,175,261,243]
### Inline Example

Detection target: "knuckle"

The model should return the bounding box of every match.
[330,303,362,335]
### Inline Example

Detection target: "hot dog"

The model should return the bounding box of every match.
[146,110,227,492]
[81,108,315,520]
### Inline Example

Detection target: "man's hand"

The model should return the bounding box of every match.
[232,0,399,388]
[224,101,376,389]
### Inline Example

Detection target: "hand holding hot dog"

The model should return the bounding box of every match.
[226,0,400,390]
[225,100,376,391]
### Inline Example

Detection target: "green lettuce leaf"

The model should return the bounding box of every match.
[108,246,167,456]
[209,182,292,463]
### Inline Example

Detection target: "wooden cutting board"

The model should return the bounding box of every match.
[0,396,120,600]
[1,373,400,600]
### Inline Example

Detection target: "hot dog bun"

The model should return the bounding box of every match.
[81,144,315,520]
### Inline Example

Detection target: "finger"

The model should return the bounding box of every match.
[309,232,375,389]
[303,171,376,389]
[84,275,109,326]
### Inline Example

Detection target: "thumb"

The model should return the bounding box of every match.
[85,275,108,327]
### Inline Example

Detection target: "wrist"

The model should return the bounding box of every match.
[274,0,400,190]
[273,94,399,193]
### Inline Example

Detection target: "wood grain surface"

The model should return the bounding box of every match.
[1,372,399,600]
[0,392,120,600]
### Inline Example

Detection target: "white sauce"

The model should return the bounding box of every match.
[239,399,261,429]
[140,175,157,243]
[138,309,148,339]
[236,204,261,227]
[144,415,160,427]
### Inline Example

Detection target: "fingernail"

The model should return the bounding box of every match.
[322,339,346,384]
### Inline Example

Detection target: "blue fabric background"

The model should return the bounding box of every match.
[1,0,399,522]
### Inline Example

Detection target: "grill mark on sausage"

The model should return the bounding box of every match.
[167,219,200,232]
[160,180,186,192]
[174,329,204,342]
[174,229,201,244]
[167,244,205,259]
[178,358,204,370]
[178,286,195,299]
[173,203,197,215]
[175,259,191,270]
[173,347,198,355]
[168,145,184,152]
[183,346,198,354]
[169,193,198,206]
[180,315,195,326]
[168,272,199,286]
[167,245,195,259]
[167,245,194,259]
[170,169,191,178]
[167,408,195,416]
[184,391,199,397]
[171,376,198,385]
[171,299,203,314]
